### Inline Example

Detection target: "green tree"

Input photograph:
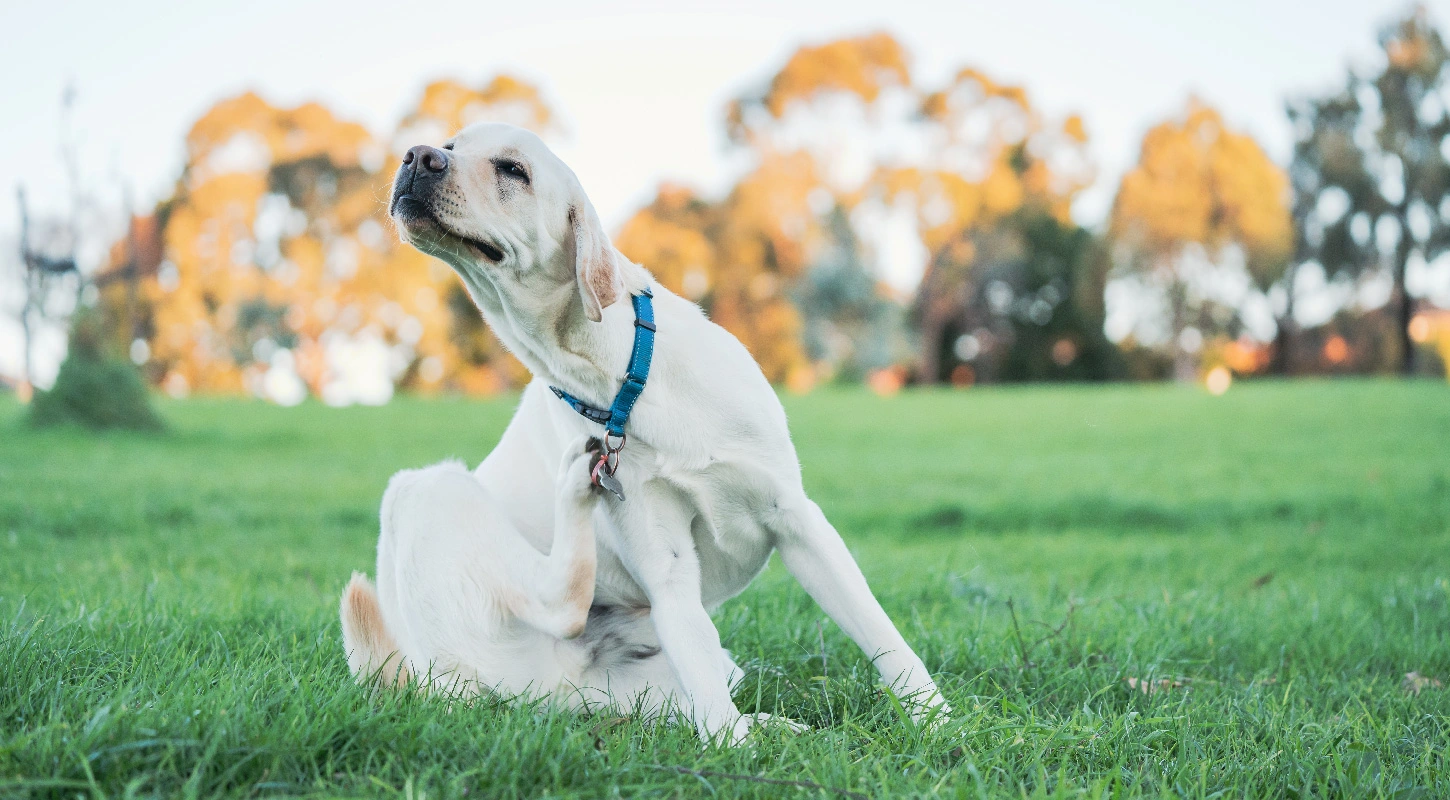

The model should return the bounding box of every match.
[29,311,163,431]
[1289,7,1450,374]
[792,206,907,382]
[915,209,1120,383]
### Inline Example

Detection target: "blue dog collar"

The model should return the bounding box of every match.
[549,286,655,440]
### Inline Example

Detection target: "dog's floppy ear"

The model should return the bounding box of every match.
[568,201,619,323]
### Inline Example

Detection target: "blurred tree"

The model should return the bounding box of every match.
[634,32,1097,386]
[13,187,79,393]
[670,34,914,383]
[1110,99,1291,380]
[152,91,389,394]
[395,76,558,148]
[613,184,717,302]
[1410,309,1450,377]
[614,176,810,384]
[11,87,96,394]
[29,309,163,431]
[118,36,1112,392]
[916,209,1121,383]
[907,69,1093,252]
[900,69,1095,381]
[792,206,906,382]
[1286,7,1450,375]
[91,204,166,379]
[726,31,911,148]
[131,76,552,400]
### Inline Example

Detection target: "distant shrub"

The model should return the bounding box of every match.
[29,314,164,432]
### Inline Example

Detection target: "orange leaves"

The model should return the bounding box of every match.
[1206,130,1293,286]
[980,166,1027,220]
[1113,109,1215,252]
[921,67,1029,122]
[730,31,1092,268]
[397,76,556,145]
[1383,8,1446,76]
[615,155,821,383]
[616,179,809,384]
[643,33,1098,385]
[758,32,911,118]
[614,185,715,301]
[1062,114,1089,144]
[886,65,1093,253]
[1409,311,1450,382]
[185,93,376,184]
[723,152,825,278]
[1109,100,1291,377]
[138,77,557,400]
[1110,99,1291,288]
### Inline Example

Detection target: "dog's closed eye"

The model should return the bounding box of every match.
[493,158,530,185]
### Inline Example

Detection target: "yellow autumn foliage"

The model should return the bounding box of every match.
[907,67,1093,253]
[643,33,1094,381]
[142,78,553,398]
[114,37,1299,394]
[396,76,558,145]
[727,32,911,141]
[1110,99,1292,288]
[615,165,812,383]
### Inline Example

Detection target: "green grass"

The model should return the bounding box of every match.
[1,380,1447,798]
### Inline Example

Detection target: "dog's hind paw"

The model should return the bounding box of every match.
[715,712,809,745]
[747,713,809,734]
[557,436,602,500]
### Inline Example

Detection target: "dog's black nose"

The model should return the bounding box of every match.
[403,145,449,174]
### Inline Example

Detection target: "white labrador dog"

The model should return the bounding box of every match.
[341,123,947,743]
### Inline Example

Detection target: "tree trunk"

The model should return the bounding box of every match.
[1168,279,1195,382]
[1271,318,1296,376]
[1270,265,1298,376]
[125,213,139,345]
[1393,227,1415,376]
[16,187,34,389]
[19,292,33,389]
[918,313,945,385]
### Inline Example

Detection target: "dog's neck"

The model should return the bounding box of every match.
[454,251,643,405]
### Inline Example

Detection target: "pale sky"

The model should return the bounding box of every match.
[0,0,1437,383]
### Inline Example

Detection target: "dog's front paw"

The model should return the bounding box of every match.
[907,693,952,731]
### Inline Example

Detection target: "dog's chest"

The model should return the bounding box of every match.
[595,461,777,610]
[691,507,774,609]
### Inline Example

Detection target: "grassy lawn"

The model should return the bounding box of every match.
[1,380,1447,798]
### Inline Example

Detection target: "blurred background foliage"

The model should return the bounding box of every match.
[10,9,1450,409]
[26,310,162,431]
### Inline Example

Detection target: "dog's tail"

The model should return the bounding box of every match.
[340,572,410,688]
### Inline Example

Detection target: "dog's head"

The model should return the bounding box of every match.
[389,123,624,322]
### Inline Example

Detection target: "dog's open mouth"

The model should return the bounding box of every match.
[392,196,505,263]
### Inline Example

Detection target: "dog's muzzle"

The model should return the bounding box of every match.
[390,144,450,220]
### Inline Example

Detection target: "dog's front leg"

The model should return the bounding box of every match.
[774,495,949,722]
[606,480,746,744]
